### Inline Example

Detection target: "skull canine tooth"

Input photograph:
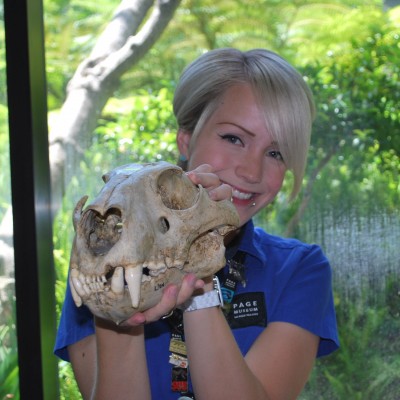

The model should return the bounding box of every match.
[125,266,143,309]
[111,267,124,294]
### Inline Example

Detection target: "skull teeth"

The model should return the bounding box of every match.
[149,266,167,276]
[70,261,182,310]
[70,269,83,307]
[125,266,142,308]
[111,266,124,294]
[215,225,236,236]
[70,270,109,306]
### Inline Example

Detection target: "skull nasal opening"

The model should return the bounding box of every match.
[158,217,170,233]
[157,169,199,210]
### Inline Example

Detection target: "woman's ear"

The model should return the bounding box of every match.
[176,129,191,158]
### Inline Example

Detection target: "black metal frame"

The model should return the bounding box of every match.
[3,0,59,398]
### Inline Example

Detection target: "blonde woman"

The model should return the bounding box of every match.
[55,48,339,400]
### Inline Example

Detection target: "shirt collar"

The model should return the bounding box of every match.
[226,219,264,264]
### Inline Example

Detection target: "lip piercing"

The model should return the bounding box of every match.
[251,202,256,207]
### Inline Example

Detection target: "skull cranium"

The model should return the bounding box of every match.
[69,161,239,324]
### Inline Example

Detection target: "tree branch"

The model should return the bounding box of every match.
[284,145,339,237]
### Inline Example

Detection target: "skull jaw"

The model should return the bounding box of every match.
[82,268,188,325]
[82,258,226,325]
[74,229,230,325]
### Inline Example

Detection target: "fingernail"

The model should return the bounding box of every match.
[195,279,205,290]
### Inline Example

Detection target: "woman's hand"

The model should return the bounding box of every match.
[186,164,232,201]
[120,273,205,326]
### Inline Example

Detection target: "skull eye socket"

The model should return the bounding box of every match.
[157,169,198,210]
[84,208,122,256]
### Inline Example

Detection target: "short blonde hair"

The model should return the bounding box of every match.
[173,48,315,199]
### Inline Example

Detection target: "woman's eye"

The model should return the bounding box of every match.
[268,150,284,161]
[220,134,243,145]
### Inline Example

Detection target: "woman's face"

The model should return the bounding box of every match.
[178,84,287,227]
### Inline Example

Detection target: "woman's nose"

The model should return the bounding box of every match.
[236,154,263,183]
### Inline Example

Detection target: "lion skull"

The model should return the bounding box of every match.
[69,161,239,324]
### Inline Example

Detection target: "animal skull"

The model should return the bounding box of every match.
[69,161,239,324]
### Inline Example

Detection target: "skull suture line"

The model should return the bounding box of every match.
[69,162,239,324]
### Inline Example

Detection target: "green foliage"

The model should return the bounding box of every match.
[301,17,400,215]
[94,86,178,168]
[58,361,82,400]
[301,290,400,399]
[0,296,19,400]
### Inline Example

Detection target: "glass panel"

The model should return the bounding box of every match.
[0,9,19,399]
[47,2,400,398]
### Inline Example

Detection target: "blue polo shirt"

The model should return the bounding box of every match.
[55,219,339,398]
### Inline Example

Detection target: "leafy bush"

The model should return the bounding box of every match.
[301,289,400,399]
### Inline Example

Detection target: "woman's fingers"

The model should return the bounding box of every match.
[176,273,205,305]
[121,274,204,326]
[186,164,233,201]
[208,183,233,201]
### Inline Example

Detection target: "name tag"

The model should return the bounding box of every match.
[226,292,267,329]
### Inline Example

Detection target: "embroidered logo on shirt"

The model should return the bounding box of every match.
[226,292,267,329]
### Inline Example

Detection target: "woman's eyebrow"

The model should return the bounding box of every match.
[217,121,256,137]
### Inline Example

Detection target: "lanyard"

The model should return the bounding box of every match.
[166,251,247,399]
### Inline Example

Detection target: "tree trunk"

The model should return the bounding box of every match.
[284,145,338,237]
[49,0,181,214]
[383,0,400,10]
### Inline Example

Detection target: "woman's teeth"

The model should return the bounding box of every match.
[232,188,253,200]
